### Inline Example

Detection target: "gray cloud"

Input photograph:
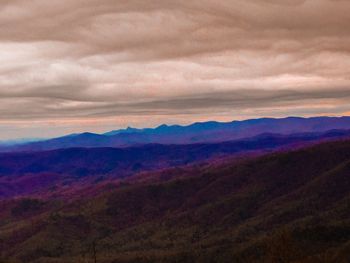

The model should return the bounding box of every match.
[0,0,350,139]
[1,87,349,119]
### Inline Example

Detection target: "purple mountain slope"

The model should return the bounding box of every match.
[1,129,350,199]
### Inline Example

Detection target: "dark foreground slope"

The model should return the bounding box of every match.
[1,139,350,262]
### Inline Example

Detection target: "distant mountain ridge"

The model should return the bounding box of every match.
[2,116,350,152]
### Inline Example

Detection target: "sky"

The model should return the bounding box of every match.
[0,0,350,140]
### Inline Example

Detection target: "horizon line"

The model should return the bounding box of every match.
[1,114,350,143]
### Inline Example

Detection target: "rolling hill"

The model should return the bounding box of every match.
[0,138,350,262]
[1,129,350,199]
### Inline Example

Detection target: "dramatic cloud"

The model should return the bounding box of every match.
[0,0,350,139]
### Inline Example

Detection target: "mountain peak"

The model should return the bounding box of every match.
[156,124,169,129]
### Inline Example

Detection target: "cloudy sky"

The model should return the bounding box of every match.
[0,0,350,140]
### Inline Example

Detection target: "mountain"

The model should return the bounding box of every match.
[1,129,350,199]
[104,126,143,136]
[3,116,350,152]
[1,138,350,262]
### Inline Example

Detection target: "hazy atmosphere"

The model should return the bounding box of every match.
[1,0,350,139]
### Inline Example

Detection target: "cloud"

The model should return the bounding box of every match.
[0,0,350,139]
[1,87,349,120]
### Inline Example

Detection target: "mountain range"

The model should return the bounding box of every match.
[3,116,350,152]
[1,128,350,199]
[1,116,350,262]
[1,138,350,262]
